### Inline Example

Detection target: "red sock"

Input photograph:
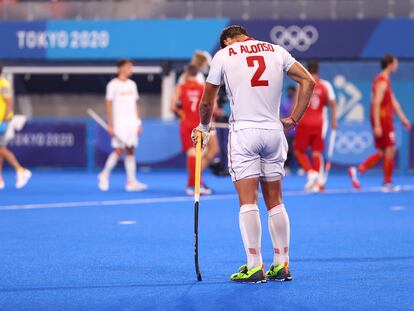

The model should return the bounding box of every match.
[312,154,321,172]
[295,150,313,172]
[358,152,383,173]
[187,155,196,187]
[383,157,394,184]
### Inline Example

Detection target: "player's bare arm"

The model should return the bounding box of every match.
[199,82,220,126]
[191,82,220,148]
[329,99,338,129]
[372,81,387,137]
[392,94,412,130]
[283,62,315,130]
[105,99,114,136]
[136,100,143,135]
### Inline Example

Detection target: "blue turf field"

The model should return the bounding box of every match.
[0,170,413,311]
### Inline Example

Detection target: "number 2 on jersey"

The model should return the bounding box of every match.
[246,55,269,87]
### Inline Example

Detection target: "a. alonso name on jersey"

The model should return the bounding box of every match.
[228,42,275,56]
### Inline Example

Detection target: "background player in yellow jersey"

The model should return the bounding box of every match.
[0,65,31,189]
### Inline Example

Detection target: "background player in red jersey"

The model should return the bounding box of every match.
[171,64,216,195]
[349,54,411,191]
[294,60,337,192]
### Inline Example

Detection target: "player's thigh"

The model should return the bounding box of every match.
[260,130,288,181]
[310,129,325,152]
[260,179,283,210]
[112,126,138,149]
[228,129,261,182]
[234,177,260,206]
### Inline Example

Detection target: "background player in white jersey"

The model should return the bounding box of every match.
[192,25,315,283]
[98,59,147,192]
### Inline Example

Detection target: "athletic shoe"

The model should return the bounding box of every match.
[0,176,5,189]
[381,183,401,193]
[230,264,266,283]
[185,186,194,196]
[185,185,213,196]
[98,173,109,191]
[126,180,148,192]
[16,169,32,189]
[200,184,213,195]
[348,166,361,189]
[305,170,319,192]
[266,263,293,282]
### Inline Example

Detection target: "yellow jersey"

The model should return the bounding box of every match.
[0,77,13,123]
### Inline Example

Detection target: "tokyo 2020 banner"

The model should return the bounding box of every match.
[1,19,414,60]
[8,121,87,167]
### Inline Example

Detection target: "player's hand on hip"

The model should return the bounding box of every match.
[331,120,338,130]
[137,125,143,136]
[191,124,211,150]
[374,125,383,137]
[107,125,115,137]
[281,116,297,131]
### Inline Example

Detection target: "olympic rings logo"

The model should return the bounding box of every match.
[335,130,372,154]
[269,25,318,52]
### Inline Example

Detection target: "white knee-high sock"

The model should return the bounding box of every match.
[102,152,119,176]
[239,204,263,270]
[268,204,290,266]
[124,155,136,182]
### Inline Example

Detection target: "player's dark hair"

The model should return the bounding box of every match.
[117,59,133,68]
[307,60,319,74]
[220,25,248,49]
[186,64,199,77]
[381,54,395,70]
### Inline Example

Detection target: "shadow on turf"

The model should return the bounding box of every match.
[0,280,230,293]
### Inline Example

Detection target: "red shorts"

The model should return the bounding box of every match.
[370,117,395,150]
[294,125,324,152]
[180,122,196,151]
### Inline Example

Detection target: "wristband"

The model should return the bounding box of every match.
[137,119,142,127]
[289,116,298,126]
[198,123,211,132]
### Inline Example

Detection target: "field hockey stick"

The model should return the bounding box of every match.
[87,108,129,147]
[323,129,337,185]
[194,131,202,282]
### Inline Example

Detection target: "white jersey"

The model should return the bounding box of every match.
[106,78,140,129]
[207,38,296,131]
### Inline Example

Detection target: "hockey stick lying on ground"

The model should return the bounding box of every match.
[194,131,203,282]
[322,129,337,186]
[87,108,129,147]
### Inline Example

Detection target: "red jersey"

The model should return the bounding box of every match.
[179,80,204,127]
[370,74,394,127]
[299,79,334,129]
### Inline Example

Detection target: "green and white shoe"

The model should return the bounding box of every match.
[230,264,266,283]
[265,263,293,281]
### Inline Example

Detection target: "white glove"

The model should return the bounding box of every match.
[191,123,212,150]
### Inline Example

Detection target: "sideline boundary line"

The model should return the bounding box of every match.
[1,185,413,211]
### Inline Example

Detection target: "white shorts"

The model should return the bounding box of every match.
[227,128,288,182]
[111,125,139,149]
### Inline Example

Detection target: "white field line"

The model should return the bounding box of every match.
[1,185,414,212]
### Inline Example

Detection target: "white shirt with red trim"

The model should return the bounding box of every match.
[106,78,140,129]
[207,38,296,131]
